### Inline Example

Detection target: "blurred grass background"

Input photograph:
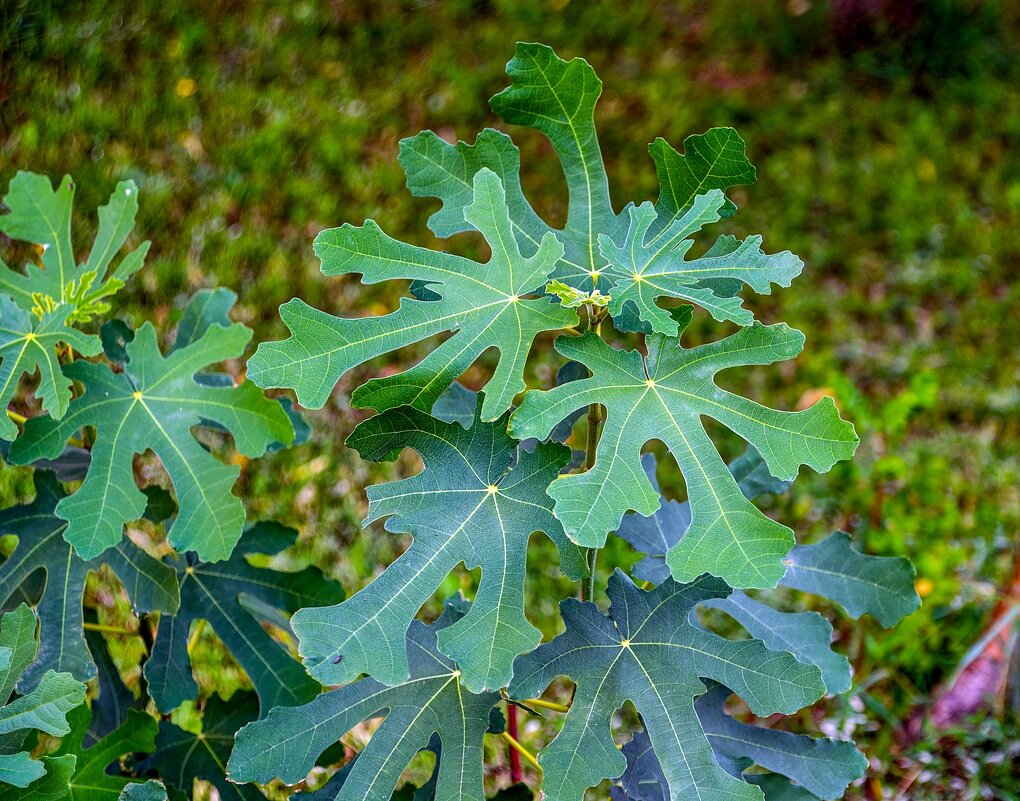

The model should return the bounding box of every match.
[1,0,1019,798]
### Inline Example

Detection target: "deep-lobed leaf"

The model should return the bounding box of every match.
[0,172,148,312]
[295,396,585,692]
[50,705,158,800]
[145,522,344,715]
[0,297,102,440]
[9,320,293,561]
[617,456,917,692]
[229,601,503,801]
[612,684,866,801]
[402,43,760,312]
[248,169,576,418]
[0,604,87,790]
[140,693,262,801]
[511,323,857,588]
[508,571,825,801]
[0,472,179,691]
[599,192,803,331]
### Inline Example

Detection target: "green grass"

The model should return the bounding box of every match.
[2,1,1019,797]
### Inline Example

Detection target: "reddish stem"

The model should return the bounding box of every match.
[507,703,522,784]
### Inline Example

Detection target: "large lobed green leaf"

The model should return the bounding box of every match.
[294,395,585,692]
[9,319,293,562]
[508,571,826,801]
[511,318,858,588]
[0,604,86,790]
[0,472,179,690]
[612,682,866,801]
[401,41,770,323]
[229,600,503,801]
[145,522,344,716]
[248,169,576,418]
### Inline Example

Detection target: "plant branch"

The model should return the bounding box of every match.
[500,730,542,775]
[524,697,571,713]
[82,621,136,637]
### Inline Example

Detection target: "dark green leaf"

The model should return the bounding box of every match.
[50,705,158,800]
[229,603,503,801]
[508,571,825,801]
[0,472,178,690]
[295,397,584,692]
[781,531,920,628]
[140,693,263,801]
[145,522,344,715]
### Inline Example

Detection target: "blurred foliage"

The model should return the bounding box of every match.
[1,0,1019,797]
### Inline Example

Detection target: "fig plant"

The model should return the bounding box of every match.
[0,42,918,801]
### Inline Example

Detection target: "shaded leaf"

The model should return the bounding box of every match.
[510,325,857,588]
[0,472,178,690]
[781,531,920,628]
[508,571,825,801]
[229,602,503,801]
[295,396,584,692]
[145,522,344,715]
[248,169,576,418]
[696,683,865,800]
[50,705,158,800]
[83,610,144,747]
[9,321,293,561]
[140,693,262,801]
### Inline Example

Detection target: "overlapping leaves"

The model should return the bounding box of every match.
[145,522,344,715]
[508,571,826,801]
[612,683,867,801]
[401,40,775,324]
[0,604,86,790]
[8,317,293,561]
[511,319,858,588]
[43,705,158,801]
[248,169,576,419]
[294,395,585,692]
[618,452,919,693]
[0,173,149,435]
[140,693,262,801]
[0,471,178,690]
[229,600,503,801]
